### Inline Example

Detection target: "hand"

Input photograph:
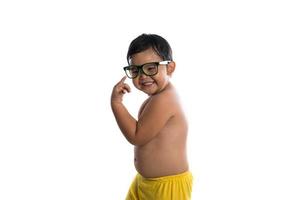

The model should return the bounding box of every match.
[111,76,131,104]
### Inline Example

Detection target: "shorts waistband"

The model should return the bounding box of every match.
[137,171,192,182]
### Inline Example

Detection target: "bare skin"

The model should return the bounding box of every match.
[134,83,189,178]
[111,48,189,178]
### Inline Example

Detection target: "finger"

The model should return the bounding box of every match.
[121,87,130,94]
[118,76,127,84]
[123,83,131,93]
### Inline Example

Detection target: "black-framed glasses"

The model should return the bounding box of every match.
[123,60,171,79]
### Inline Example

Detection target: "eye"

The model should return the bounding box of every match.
[147,66,155,71]
[128,67,138,75]
[144,64,157,72]
[129,67,138,72]
[132,69,138,73]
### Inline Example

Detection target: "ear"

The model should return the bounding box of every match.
[166,61,176,76]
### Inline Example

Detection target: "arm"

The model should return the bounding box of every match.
[111,101,138,144]
[111,76,138,144]
[134,93,175,145]
[111,77,175,146]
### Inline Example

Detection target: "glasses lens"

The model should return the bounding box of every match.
[125,66,139,78]
[142,63,158,76]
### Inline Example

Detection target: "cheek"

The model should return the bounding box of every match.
[132,80,140,88]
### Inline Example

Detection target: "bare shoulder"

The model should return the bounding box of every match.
[138,97,151,119]
[147,85,180,116]
[152,86,177,104]
[138,85,179,118]
[134,84,183,145]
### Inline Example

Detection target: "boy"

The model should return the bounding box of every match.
[111,34,193,200]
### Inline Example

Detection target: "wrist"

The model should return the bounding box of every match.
[111,99,123,107]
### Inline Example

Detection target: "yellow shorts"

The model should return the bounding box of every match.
[126,171,193,200]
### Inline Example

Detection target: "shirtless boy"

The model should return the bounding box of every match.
[111,33,193,200]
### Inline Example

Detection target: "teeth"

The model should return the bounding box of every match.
[141,80,154,86]
[143,82,153,86]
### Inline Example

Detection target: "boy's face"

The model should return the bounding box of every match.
[129,48,175,95]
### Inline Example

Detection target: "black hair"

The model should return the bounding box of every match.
[127,33,173,64]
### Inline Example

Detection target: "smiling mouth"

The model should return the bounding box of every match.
[140,81,154,86]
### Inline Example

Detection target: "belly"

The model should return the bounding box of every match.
[134,143,189,178]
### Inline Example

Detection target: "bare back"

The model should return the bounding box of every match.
[134,84,189,178]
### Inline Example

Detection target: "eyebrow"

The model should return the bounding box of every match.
[129,61,161,66]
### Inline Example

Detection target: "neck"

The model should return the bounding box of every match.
[150,81,173,96]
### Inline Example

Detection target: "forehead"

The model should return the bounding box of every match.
[129,48,162,65]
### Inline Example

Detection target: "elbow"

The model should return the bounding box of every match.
[127,138,137,146]
[128,131,148,146]
[127,137,143,146]
[131,140,146,146]
[124,131,141,146]
[123,133,138,146]
[132,135,151,146]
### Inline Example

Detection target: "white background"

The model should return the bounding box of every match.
[1,0,299,199]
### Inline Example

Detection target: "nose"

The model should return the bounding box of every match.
[137,69,147,79]
[139,72,147,79]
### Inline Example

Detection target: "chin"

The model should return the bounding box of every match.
[140,88,155,96]
[141,89,154,95]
